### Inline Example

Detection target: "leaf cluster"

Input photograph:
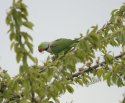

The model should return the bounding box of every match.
[1,1,125,103]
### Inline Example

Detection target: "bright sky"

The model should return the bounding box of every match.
[0,0,125,103]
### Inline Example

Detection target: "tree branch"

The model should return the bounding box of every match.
[72,52,125,78]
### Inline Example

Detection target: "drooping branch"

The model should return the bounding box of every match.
[72,52,125,78]
[38,52,125,80]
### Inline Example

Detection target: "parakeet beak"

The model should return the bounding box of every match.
[38,48,44,52]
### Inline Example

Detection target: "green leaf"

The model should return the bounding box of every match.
[17,53,23,63]
[103,72,112,86]
[26,33,33,41]
[112,74,117,84]
[90,25,98,34]
[82,76,89,84]
[97,68,103,78]
[10,42,15,50]
[6,12,12,25]
[21,13,28,21]
[75,49,85,61]
[76,78,83,86]
[9,32,15,41]
[104,54,114,64]
[21,3,28,16]
[23,21,34,29]
[14,43,19,53]
[12,9,22,27]
[79,39,90,50]
[110,39,118,46]
[21,32,33,41]
[7,23,14,33]
[26,42,33,53]
[117,77,124,87]
[120,5,125,12]
[104,72,112,80]
[19,65,28,74]
[111,9,118,15]
[66,85,74,93]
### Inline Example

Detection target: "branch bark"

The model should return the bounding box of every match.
[72,52,125,78]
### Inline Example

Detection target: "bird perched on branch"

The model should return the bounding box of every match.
[38,38,78,55]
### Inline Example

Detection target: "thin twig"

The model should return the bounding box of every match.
[72,52,125,78]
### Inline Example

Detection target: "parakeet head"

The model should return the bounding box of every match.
[38,42,49,52]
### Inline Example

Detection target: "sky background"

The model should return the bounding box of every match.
[0,0,125,103]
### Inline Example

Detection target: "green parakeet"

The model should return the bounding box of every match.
[38,38,78,55]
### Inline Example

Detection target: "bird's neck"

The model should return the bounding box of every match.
[45,44,49,51]
[46,42,53,53]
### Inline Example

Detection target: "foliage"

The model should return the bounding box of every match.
[0,0,125,102]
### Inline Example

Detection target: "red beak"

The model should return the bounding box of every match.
[38,48,44,52]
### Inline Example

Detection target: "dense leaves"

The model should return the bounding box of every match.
[0,0,125,103]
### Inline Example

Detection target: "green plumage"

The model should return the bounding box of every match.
[38,38,78,55]
[50,38,75,54]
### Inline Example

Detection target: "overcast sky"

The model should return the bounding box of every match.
[0,0,125,103]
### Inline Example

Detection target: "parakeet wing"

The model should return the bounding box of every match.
[50,38,75,54]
